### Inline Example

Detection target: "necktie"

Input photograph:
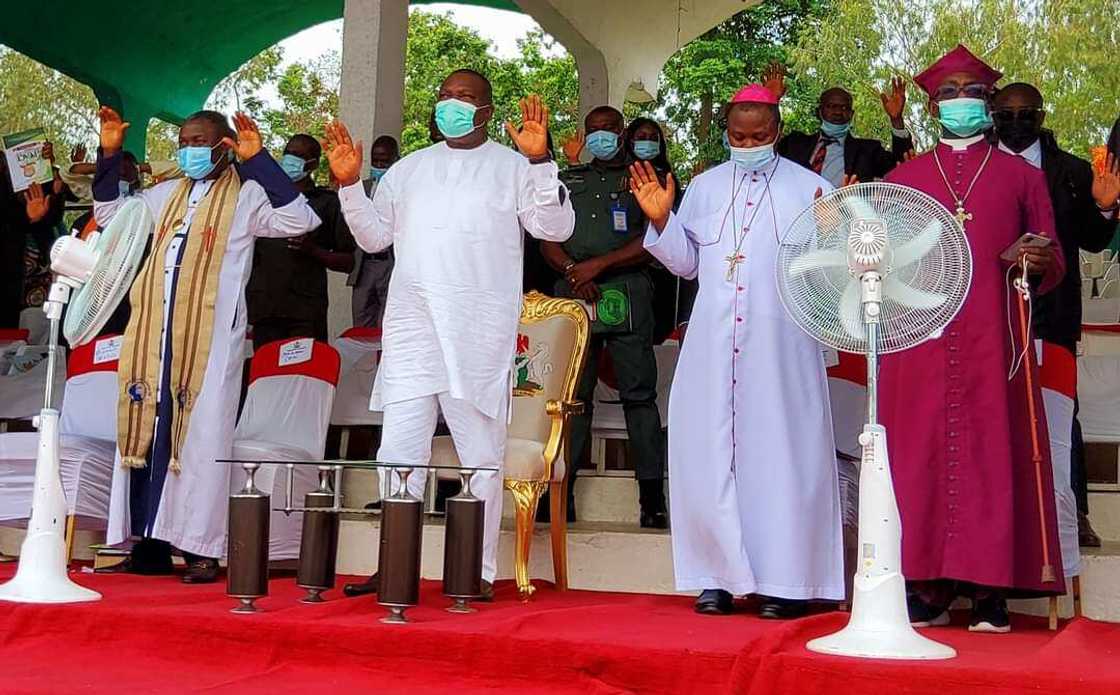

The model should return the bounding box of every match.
[811,136,837,174]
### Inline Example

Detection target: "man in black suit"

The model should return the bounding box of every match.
[777,78,913,185]
[992,82,1120,549]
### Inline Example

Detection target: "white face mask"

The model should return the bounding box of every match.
[729,141,777,171]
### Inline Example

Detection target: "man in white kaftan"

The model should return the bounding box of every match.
[325,71,574,596]
[630,83,844,618]
[94,108,320,581]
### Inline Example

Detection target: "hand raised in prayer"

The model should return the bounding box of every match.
[506,94,550,159]
[903,148,919,162]
[23,183,51,223]
[41,141,55,163]
[71,144,87,163]
[840,174,859,188]
[1092,152,1120,212]
[628,160,675,232]
[762,62,787,99]
[562,128,585,164]
[323,120,363,188]
[221,112,264,162]
[880,76,907,127]
[98,106,130,155]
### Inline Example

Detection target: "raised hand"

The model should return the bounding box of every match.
[98,106,130,154]
[506,94,550,159]
[71,144,87,163]
[1092,152,1120,212]
[562,128,585,164]
[762,62,787,99]
[23,182,51,223]
[221,112,264,162]
[323,120,363,188]
[41,141,55,163]
[628,160,675,232]
[880,76,907,128]
[903,148,919,162]
[840,173,859,188]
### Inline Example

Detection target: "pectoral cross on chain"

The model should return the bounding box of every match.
[954,205,973,227]
[725,252,746,281]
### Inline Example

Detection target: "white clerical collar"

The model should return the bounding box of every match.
[998,139,1042,169]
[939,134,985,151]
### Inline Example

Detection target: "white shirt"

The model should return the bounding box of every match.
[812,127,912,186]
[338,140,574,418]
[998,138,1043,168]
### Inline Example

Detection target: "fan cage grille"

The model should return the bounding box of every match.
[777,182,972,355]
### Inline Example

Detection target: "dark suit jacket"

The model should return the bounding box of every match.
[778,129,913,182]
[1034,131,1118,349]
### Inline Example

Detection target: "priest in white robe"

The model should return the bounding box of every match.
[630,83,844,618]
[324,70,574,598]
[93,108,320,582]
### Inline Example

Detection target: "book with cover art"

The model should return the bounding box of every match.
[2,127,53,192]
[576,280,633,334]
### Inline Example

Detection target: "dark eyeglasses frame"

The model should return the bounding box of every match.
[991,107,1045,124]
[933,83,991,101]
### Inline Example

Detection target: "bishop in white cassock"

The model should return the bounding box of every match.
[93,108,320,581]
[630,83,844,618]
[324,71,574,597]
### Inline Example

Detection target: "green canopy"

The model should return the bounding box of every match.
[0,0,518,155]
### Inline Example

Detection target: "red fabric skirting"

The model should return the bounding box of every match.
[0,567,1117,694]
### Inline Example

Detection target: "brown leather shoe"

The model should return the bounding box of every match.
[1079,513,1102,548]
[343,572,379,597]
[181,557,219,584]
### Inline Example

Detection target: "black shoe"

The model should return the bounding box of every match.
[1079,513,1102,548]
[694,589,733,615]
[640,510,668,529]
[969,595,1011,633]
[181,557,219,584]
[758,597,809,620]
[479,579,494,602]
[907,593,950,627]
[97,538,173,575]
[343,573,379,597]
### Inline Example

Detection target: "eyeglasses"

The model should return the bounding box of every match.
[933,83,991,101]
[992,108,1044,124]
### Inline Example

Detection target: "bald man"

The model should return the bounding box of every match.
[777,81,913,185]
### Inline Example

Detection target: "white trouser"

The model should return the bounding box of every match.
[378,393,507,581]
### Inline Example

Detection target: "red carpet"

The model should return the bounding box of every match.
[0,565,1118,694]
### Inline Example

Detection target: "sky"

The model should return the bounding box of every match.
[279,4,544,66]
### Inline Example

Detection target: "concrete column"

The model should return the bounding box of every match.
[333,0,408,336]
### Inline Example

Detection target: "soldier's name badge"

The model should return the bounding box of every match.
[610,202,628,233]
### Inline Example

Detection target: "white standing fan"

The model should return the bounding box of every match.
[0,198,151,604]
[777,182,972,660]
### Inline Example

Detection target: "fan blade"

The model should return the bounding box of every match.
[892,218,942,269]
[884,276,947,310]
[788,248,847,277]
[842,193,880,224]
[839,281,864,341]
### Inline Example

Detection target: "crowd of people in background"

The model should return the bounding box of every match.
[4,46,1120,631]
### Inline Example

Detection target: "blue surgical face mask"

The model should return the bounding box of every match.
[820,119,851,139]
[722,129,731,153]
[586,130,621,160]
[177,142,224,180]
[435,98,488,140]
[729,141,777,171]
[369,166,388,181]
[118,180,133,198]
[937,97,992,138]
[632,139,660,161]
[280,153,311,181]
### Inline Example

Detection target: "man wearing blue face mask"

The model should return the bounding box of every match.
[882,44,1066,634]
[542,106,668,528]
[91,107,321,584]
[246,133,355,348]
[350,135,401,328]
[774,74,913,186]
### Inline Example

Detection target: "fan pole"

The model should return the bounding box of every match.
[807,272,955,660]
[0,283,101,604]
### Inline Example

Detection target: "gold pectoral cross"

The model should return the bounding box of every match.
[955,205,973,227]
[725,252,745,281]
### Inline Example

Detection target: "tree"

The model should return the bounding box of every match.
[0,47,99,156]
[789,0,1120,157]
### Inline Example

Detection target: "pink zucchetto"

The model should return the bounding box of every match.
[730,83,779,105]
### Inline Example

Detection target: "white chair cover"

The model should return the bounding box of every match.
[1039,342,1080,578]
[826,351,867,460]
[231,338,339,560]
[590,341,678,435]
[0,334,121,528]
[329,327,382,427]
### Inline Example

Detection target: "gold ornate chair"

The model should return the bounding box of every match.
[429,291,588,599]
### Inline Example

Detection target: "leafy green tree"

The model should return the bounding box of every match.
[0,47,99,157]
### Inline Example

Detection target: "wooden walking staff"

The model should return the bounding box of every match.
[1012,264,1057,589]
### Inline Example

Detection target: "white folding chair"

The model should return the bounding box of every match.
[231,338,340,560]
[329,327,383,507]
